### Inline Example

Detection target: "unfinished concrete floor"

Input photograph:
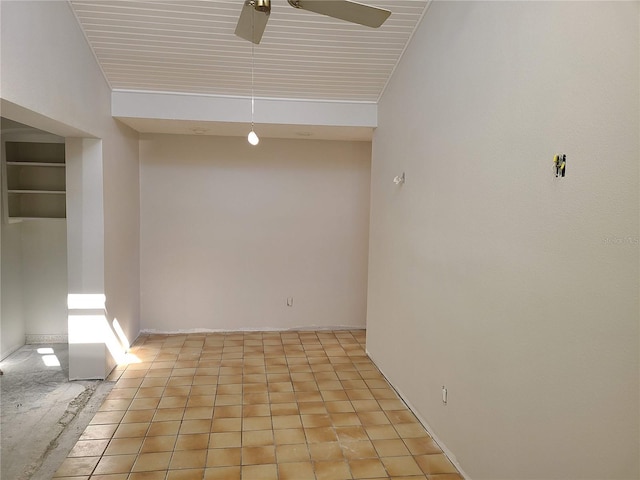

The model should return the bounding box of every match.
[0,344,114,480]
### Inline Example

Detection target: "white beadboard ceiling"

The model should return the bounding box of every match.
[69,0,429,103]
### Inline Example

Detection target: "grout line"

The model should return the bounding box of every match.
[53,330,462,479]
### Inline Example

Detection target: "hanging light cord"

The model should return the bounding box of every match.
[251,40,255,129]
[246,4,259,145]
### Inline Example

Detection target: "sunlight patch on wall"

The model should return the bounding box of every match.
[67,293,106,310]
[67,294,139,367]
[113,318,130,351]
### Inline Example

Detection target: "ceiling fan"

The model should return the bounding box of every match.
[235,0,392,44]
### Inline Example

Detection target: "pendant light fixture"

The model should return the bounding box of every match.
[247,10,259,146]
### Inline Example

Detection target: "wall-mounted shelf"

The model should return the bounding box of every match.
[2,141,66,221]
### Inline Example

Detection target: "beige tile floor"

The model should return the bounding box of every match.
[53,330,463,480]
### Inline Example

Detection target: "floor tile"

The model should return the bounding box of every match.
[67,439,109,457]
[166,468,205,480]
[158,396,188,409]
[341,441,378,460]
[211,417,242,432]
[305,426,338,443]
[52,330,463,480]
[358,411,390,426]
[414,454,459,475]
[243,416,272,430]
[242,445,276,465]
[298,401,327,414]
[112,422,149,438]
[275,443,310,463]
[79,424,118,440]
[302,413,332,428]
[379,399,406,411]
[204,465,242,480]
[93,454,137,474]
[315,459,352,480]
[178,419,211,434]
[104,437,144,455]
[242,429,274,446]
[152,408,185,422]
[210,431,242,448]
[273,428,307,445]
[425,474,465,480]
[309,441,344,462]
[336,425,369,442]
[147,420,181,436]
[349,458,388,478]
[164,386,191,397]
[243,404,271,417]
[129,398,161,410]
[396,423,431,438]
[187,395,215,407]
[90,411,126,425]
[175,433,209,451]
[54,456,100,477]
[241,463,277,479]
[184,406,214,419]
[330,412,361,426]
[381,456,423,477]
[373,438,411,457]
[169,449,207,469]
[366,424,400,440]
[278,461,315,480]
[90,474,129,480]
[403,437,442,456]
[140,435,177,453]
[122,409,155,424]
[206,447,242,467]
[135,386,165,398]
[212,405,242,418]
[386,410,419,424]
[131,451,172,472]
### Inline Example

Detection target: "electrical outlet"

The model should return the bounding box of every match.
[286,297,294,307]
[442,386,448,405]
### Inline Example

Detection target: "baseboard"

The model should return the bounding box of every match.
[139,325,365,335]
[0,342,24,361]
[26,334,68,344]
[366,348,471,480]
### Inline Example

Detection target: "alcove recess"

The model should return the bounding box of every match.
[3,141,66,221]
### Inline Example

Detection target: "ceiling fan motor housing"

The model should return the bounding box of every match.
[253,0,271,13]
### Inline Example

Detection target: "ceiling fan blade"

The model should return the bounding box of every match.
[235,1,270,44]
[288,0,391,28]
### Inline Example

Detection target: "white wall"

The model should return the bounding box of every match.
[0,0,141,353]
[0,220,67,359]
[66,138,105,294]
[0,220,24,359]
[21,221,67,339]
[0,128,25,357]
[140,134,370,332]
[103,123,140,345]
[367,2,639,480]
[0,219,67,357]
[1,129,68,353]
[1,2,107,137]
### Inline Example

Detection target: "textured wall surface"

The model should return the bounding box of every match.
[140,134,371,332]
[367,2,639,479]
